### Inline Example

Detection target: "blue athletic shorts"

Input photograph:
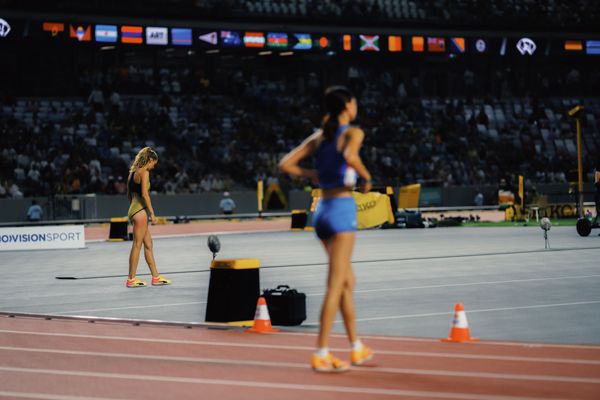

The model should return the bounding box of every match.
[313,197,357,240]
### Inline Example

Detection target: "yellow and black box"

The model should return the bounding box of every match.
[205,259,260,325]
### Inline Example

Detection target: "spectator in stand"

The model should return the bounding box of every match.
[26,200,43,221]
[219,191,236,215]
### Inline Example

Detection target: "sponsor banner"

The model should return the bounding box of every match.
[352,191,394,229]
[95,25,117,42]
[0,225,85,251]
[146,26,168,45]
[0,18,11,38]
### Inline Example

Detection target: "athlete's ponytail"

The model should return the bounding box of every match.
[321,86,354,141]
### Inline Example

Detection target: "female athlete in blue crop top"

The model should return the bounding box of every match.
[279,86,374,372]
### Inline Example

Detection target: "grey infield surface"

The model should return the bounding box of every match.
[1,226,599,345]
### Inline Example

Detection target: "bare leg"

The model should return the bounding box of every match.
[128,210,148,279]
[339,266,357,343]
[142,225,159,277]
[317,232,356,349]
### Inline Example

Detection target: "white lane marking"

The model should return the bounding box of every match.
[1,330,599,364]
[0,366,572,400]
[350,274,600,295]
[52,302,206,315]
[86,228,288,243]
[342,300,600,323]
[49,275,600,315]
[2,345,600,377]
[0,391,120,400]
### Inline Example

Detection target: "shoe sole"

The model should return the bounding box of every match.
[126,285,147,288]
[312,366,350,373]
[352,353,374,366]
[152,282,171,286]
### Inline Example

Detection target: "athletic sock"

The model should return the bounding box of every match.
[352,340,363,352]
[315,347,329,357]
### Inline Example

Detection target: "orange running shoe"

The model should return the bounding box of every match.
[311,353,350,373]
[151,275,171,286]
[126,277,147,288]
[351,345,374,366]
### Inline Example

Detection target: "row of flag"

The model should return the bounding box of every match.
[43,22,193,46]
[40,22,599,55]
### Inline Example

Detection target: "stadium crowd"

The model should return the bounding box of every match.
[1,60,599,198]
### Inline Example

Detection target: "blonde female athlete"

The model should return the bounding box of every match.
[126,147,171,288]
[279,86,373,372]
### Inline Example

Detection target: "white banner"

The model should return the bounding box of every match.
[0,225,85,251]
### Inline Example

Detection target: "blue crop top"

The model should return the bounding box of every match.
[314,124,357,189]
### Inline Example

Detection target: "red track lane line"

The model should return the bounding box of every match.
[0,391,120,400]
[2,329,600,366]
[1,346,599,385]
[0,366,565,400]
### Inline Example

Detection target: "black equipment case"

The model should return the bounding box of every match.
[263,285,306,326]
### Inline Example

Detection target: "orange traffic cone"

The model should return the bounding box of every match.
[442,303,479,342]
[247,297,280,333]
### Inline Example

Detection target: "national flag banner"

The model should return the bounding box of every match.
[427,37,445,52]
[318,36,330,49]
[586,40,600,55]
[564,40,583,51]
[221,31,242,47]
[171,28,192,46]
[95,25,117,43]
[450,37,465,53]
[360,35,380,51]
[244,32,265,48]
[69,25,91,41]
[411,36,424,52]
[146,27,168,45]
[343,34,352,51]
[43,22,64,37]
[388,36,402,52]
[121,26,143,44]
[198,32,218,45]
[267,33,288,49]
[292,33,312,50]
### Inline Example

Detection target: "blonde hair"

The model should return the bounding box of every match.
[129,147,158,173]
